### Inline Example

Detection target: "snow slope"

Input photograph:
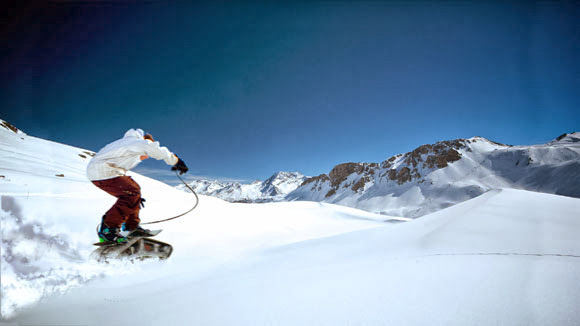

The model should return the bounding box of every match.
[9,189,580,326]
[0,121,394,319]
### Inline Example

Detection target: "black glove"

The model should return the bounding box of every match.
[171,157,189,175]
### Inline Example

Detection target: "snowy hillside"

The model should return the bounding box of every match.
[9,185,580,324]
[0,120,395,319]
[178,171,307,203]
[288,134,580,217]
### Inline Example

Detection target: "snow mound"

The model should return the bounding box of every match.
[11,188,580,325]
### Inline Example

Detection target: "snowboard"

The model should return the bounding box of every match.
[92,229,162,246]
[91,229,172,261]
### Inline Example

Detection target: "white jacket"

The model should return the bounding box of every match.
[87,128,179,181]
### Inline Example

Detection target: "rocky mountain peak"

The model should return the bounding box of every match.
[553,132,580,144]
[1,120,26,135]
[288,133,580,218]
[302,137,476,198]
[181,171,307,203]
[391,138,465,170]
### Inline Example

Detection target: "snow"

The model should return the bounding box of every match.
[2,122,580,325]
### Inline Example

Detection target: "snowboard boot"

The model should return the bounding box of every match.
[98,221,128,244]
[127,225,156,237]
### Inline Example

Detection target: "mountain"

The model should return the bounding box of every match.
[177,171,308,203]
[288,133,580,218]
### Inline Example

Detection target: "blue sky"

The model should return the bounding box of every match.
[2,1,578,183]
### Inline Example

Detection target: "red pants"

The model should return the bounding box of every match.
[92,176,141,230]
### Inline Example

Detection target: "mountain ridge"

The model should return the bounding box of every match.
[177,171,307,203]
[287,133,580,217]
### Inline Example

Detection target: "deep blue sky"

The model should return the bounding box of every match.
[2,1,578,183]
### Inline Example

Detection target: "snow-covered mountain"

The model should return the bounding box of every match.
[2,119,580,325]
[288,134,580,217]
[178,171,307,203]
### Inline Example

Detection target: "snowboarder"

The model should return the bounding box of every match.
[87,128,188,243]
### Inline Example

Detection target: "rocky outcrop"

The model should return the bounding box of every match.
[302,139,473,197]
[1,120,25,134]
[401,139,465,169]
[301,162,381,197]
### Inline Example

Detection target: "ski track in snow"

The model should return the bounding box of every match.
[411,252,580,259]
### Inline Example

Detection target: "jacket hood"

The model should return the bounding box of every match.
[124,128,145,139]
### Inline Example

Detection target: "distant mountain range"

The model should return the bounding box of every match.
[182,133,580,218]
[177,171,307,203]
[289,133,580,217]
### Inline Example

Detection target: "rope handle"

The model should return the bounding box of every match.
[141,170,199,225]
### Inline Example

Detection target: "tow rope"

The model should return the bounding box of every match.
[141,170,199,225]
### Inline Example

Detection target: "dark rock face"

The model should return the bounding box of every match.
[302,138,471,198]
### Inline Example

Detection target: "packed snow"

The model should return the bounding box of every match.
[1,121,579,325]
